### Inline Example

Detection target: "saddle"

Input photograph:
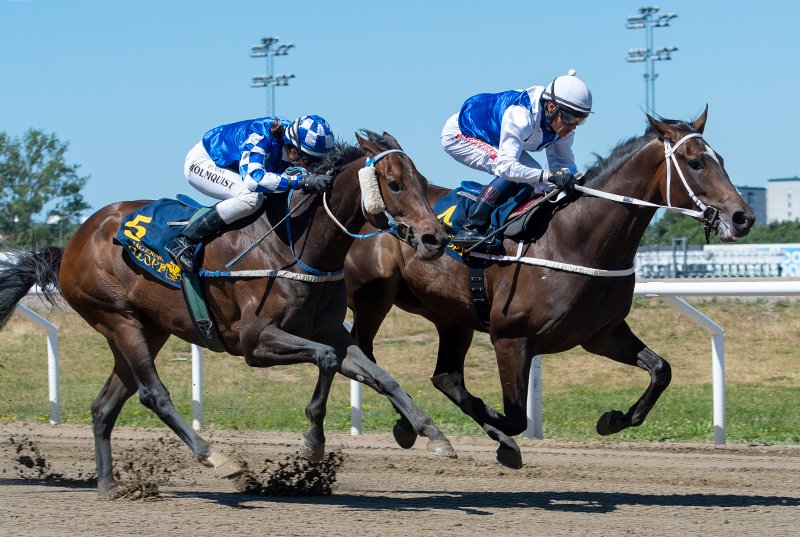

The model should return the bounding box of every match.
[114,197,227,352]
[433,182,558,263]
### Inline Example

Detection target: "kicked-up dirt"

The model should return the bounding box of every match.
[0,420,798,536]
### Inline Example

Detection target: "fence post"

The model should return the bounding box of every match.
[14,304,60,424]
[191,344,203,430]
[523,355,543,439]
[667,297,726,445]
[711,334,726,445]
[350,380,362,435]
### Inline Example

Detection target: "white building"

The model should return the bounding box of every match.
[767,177,800,223]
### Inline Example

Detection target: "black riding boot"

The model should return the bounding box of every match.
[450,186,504,250]
[164,207,226,272]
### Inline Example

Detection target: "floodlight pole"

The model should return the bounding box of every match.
[250,37,295,116]
[625,6,678,114]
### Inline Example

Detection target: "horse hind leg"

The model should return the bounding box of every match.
[582,323,672,435]
[91,367,137,495]
[98,323,241,492]
[300,348,338,462]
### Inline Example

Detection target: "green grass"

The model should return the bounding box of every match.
[1,298,799,445]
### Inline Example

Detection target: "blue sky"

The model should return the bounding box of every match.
[1,0,796,216]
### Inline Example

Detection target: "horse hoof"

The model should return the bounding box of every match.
[393,420,418,449]
[496,445,523,470]
[201,451,244,479]
[97,481,120,497]
[426,439,458,459]
[596,410,627,436]
[301,433,325,463]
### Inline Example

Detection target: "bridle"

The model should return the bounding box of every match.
[577,132,721,238]
[322,149,413,242]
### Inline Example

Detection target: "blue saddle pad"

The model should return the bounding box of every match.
[113,198,203,288]
[433,181,536,264]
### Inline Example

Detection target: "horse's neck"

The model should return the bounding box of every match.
[291,169,363,273]
[565,141,665,266]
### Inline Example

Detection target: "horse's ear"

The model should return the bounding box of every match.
[356,129,381,155]
[381,132,403,151]
[692,105,708,134]
[646,113,673,138]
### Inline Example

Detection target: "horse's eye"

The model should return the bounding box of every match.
[387,180,401,192]
[688,158,704,171]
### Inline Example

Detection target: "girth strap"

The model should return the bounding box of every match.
[468,266,491,330]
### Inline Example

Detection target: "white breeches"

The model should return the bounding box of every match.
[184,142,264,224]
[440,113,541,176]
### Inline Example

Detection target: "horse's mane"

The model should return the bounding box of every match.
[308,129,401,177]
[583,118,694,184]
[308,141,363,176]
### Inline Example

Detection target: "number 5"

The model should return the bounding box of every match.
[123,215,152,242]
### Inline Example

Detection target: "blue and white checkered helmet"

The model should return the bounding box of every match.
[284,115,335,158]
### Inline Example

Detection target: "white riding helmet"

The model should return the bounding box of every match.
[542,70,592,116]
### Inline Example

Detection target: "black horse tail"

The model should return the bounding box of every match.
[0,246,64,329]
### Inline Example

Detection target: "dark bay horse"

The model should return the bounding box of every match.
[0,130,454,496]
[345,111,755,468]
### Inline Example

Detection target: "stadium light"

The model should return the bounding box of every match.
[625,6,679,113]
[250,36,295,115]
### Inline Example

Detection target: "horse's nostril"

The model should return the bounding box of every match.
[419,233,450,249]
[733,211,753,228]
[420,233,441,247]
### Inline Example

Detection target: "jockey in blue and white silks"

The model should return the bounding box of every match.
[166,114,336,272]
[441,71,592,249]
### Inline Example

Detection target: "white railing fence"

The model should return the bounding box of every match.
[15,279,800,445]
[12,303,60,424]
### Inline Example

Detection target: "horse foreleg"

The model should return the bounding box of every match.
[429,334,530,469]
[339,342,457,460]
[244,324,339,461]
[384,321,475,450]
[582,322,672,435]
[349,273,399,362]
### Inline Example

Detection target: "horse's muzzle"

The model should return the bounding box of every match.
[413,229,449,260]
[714,207,756,242]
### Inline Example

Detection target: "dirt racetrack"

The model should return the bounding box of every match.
[0,421,798,537]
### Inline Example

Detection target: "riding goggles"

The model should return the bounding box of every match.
[558,107,588,126]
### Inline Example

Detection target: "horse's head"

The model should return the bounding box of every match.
[647,108,755,241]
[354,130,449,259]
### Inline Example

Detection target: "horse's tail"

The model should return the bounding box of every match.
[0,246,64,329]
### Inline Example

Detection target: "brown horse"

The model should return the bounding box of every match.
[0,130,455,496]
[345,111,755,468]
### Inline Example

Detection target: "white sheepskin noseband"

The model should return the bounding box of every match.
[358,166,386,214]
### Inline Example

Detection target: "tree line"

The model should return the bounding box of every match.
[641,211,800,246]
[0,129,89,247]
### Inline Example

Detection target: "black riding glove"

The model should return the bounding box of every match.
[549,170,580,196]
[300,173,334,193]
